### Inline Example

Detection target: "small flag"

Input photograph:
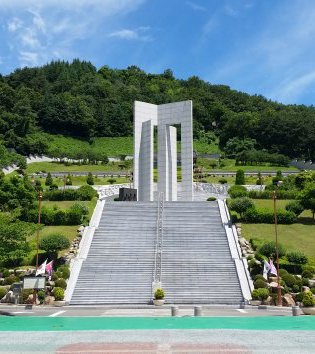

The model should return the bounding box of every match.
[263,260,270,280]
[36,259,47,276]
[45,260,54,280]
[269,259,277,276]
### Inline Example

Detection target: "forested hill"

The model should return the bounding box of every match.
[0,59,315,163]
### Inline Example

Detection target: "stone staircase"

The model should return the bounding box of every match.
[161,202,243,304]
[70,201,244,305]
[70,202,157,304]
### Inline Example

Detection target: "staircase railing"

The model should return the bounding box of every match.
[152,192,164,300]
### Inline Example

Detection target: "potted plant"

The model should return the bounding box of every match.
[301,291,315,315]
[153,288,165,306]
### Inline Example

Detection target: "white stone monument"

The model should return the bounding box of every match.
[133,100,193,201]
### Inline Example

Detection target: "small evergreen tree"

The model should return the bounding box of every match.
[86,172,94,185]
[65,174,72,185]
[45,172,53,186]
[235,169,245,185]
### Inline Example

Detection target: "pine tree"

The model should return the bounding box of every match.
[86,172,94,185]
[45,172,53,186]
[235,169,245,185]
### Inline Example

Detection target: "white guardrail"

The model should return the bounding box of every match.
[218,199,254,301]
[64,199,105,304]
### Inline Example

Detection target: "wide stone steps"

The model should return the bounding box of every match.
[70,201,243,305]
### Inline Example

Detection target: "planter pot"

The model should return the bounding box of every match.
[153,299,165,306]
[249,300,262,306]
[53,300,66,307]
[301,307,315,315]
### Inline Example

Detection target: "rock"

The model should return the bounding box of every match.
[283,293,295,306]
[8,269,14,274]
[15,269,27,275]
[309,279,315,287]
[302,286,310,292]
[0,278,4,285]
[255,260,261,265]
[44,296,55,305]
[26,294,40,305]
[268,282,283,289]
[1,290,15,303]
[239,238,247,246]
[77,226,85,232]
[263,296,272,305]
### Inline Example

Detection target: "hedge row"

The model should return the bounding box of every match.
[44,185,98,201]
[243,207,297,224]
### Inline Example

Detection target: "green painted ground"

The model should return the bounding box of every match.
[0,316,314,331]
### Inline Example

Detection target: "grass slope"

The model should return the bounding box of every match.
[241,199,315,262]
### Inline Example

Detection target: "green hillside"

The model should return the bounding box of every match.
[1,59,315,166]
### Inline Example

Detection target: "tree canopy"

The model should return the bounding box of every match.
[1,59,315,160]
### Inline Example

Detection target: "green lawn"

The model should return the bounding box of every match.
[241,199,315,262]
[31,175,129,186]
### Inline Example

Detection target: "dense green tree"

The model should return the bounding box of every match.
[300,182,315,219]
[235,169,245,185]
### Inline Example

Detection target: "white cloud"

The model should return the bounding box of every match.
[108,27,152,41]
[186,1,206,12]
[2,0,146,69]
[7,17,23,32]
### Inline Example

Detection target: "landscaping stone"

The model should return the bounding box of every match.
[44,295,55,305]
[302,286,310,292]
[1,290,14,303]
[283,294,295,306]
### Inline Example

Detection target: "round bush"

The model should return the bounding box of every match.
[55,278,67,289]
[39,233,70,259]
[218,178,227,184]
[254,279,268,289]
[279,269,289,277]
[281,273,297,288]
[302,291,315,307]
[37,290,45,303]
[302,278,310,286]
[292,284,300,293]
[0,287,8,299]
[254,274,267,282]
[154,288,165,299]
[51,273,58,281]
[285,201,304,216]
[53,287,65,301]
[252,288,269,300]
[287,251,308,265]
[57,265,70,279]
[228,185,247,198]
[295,292,304,302]
[207,197,217,201]
[4,275,20,285]
[229,197,255,218]
[311,288,315,295]
[259,241,286,258]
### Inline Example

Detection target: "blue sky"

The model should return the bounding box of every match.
[1,0,315,105]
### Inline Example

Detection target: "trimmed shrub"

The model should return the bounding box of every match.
[254,279,268,289]
[281,273,297,288]
[154,288,165,299]
[55,278,67,289]
[259,241,286,258]
[218,178,227,184]
[37,290,45,303]
[311,288,315,295]
[279,269,289,277]
[235,169,245,185]
[252,288,269,300]
[107,178,116,185]
[39,233,70,260]
[254,274,267,282]
[228,185,247,198]
[285,201,304,216]
[243,208,296,224]
[207,196,217,201]
[254,253,265,262]
[287,251,308,265]
[279,261,303,275]
[0,287,7,298]
[57,265,70,279]
[45,172,53,186]
[292,284,300,293]
[302,291,315,307]
[44,185,97,201]
[295,292,304,302]
[302,278,310,286]
[302,270,314,279]
[229,197,255,218]
[51,273,58,281]
[86,172,94,185]
[4,275,20,285]
[53,287,65,301]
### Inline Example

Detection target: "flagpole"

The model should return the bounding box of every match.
[273,188,282,306]
[33,190,43,305]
